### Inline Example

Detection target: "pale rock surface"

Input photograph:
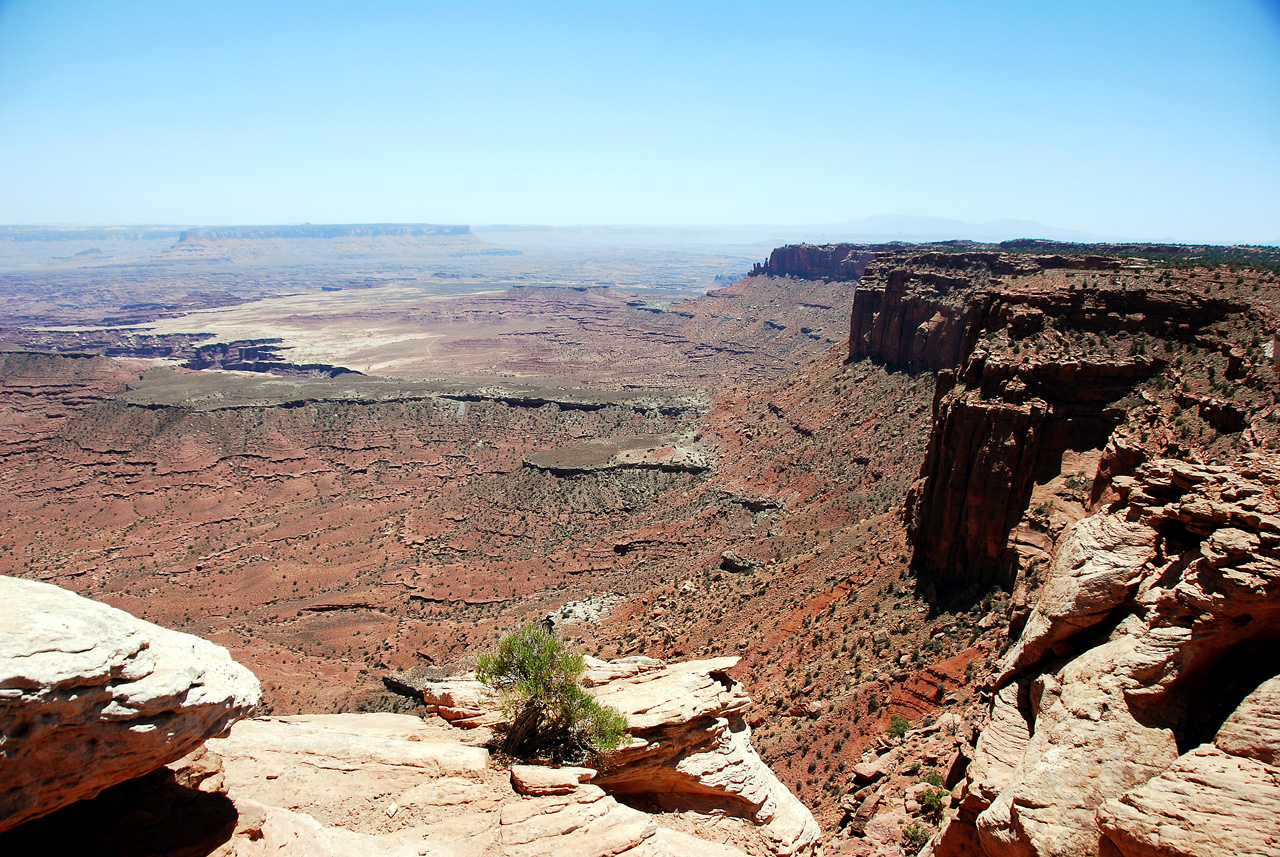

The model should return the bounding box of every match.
[199,711,761,857]
[1213,674,1280,765]
[936,458,1280,857]
[852,747,901,785]
[998,514,1157,681]
[1096,746,1280,857]
[510,764,595,796]
[0,575,260,832]
[962,683,1031,814]
[588,656,747,729]
[421,676,499,727]
[974,635,1180,857]
[422,656,819,856]
[591,657,820,857]
[225,798,450,857]
[1096,674,1280,857]
[581,654,666,687]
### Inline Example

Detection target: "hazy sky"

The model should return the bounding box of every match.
[1,1,1277,242]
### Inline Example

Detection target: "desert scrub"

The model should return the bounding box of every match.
[477,622,629,762]
[919,785,947,819]
[887,713,910,739]
[902,821,932,853]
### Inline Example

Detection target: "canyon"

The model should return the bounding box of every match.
[2,230,1279,855]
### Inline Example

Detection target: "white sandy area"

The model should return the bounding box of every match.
[131,285,502,375]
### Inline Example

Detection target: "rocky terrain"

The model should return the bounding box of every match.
[0,579,817,856]
[4,239,1280,855]
[929,457,1280,857]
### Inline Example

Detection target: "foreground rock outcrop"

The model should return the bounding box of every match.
[0,582,805,856]
[18,658,814,856]
[0,575,260,832]
[421,655,821,856]
[933,457,1280,857]
[194,712,754,857]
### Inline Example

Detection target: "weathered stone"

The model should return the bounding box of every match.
[402,658,817,854]
[1214,675,1280,765]
[511,764,594,796]
[944,458,1280,857]
[1097,746,1280,857]
[974,636,1180,857]
[198,712,757,857]
[0,576,260,832]
[589,657,749,730]
[581,655,666,687]
[999,514,1157,681]
[419,675,496,726]
[592,657,819,856]
[962,683,1030,815]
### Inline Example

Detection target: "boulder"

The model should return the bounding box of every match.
[511,765,595,796]
[0,576,260,832]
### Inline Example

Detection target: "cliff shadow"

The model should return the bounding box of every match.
[0,767,237,857]
[1129,629,1280,754]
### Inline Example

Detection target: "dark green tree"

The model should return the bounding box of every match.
[477,623,629,761]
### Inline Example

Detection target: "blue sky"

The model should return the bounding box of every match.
[0,1,1277,242]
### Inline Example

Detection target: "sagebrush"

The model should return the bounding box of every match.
[477,622,629,762]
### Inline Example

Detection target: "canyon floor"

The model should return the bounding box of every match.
[3,231,1280,854]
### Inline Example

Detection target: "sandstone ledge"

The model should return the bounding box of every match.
[421,656,820,856]
[0,575,260,832]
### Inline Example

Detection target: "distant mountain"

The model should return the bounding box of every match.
[813,215,1101,243]
[473,217,1101,249]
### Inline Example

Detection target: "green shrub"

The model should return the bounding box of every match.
[902,821,932,853]
[919,785,947,818]
[477,623,629,762]
[887,713,910,739]
[920,768,945,787]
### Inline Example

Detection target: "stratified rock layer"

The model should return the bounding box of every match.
[0,576,261,831]
[750,244,877,283]
[843,249,1256,597]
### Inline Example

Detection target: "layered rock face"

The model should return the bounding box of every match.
[422,656,821,856]
[749,244,878,282]
[906,352,1159,595]
[844,249,1259,597]
[0,576,260,832]
[934,457,1280,857]
[847,251,1240,373]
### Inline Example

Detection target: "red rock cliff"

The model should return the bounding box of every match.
[749,244,878,282]
[847,250,1255,600]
